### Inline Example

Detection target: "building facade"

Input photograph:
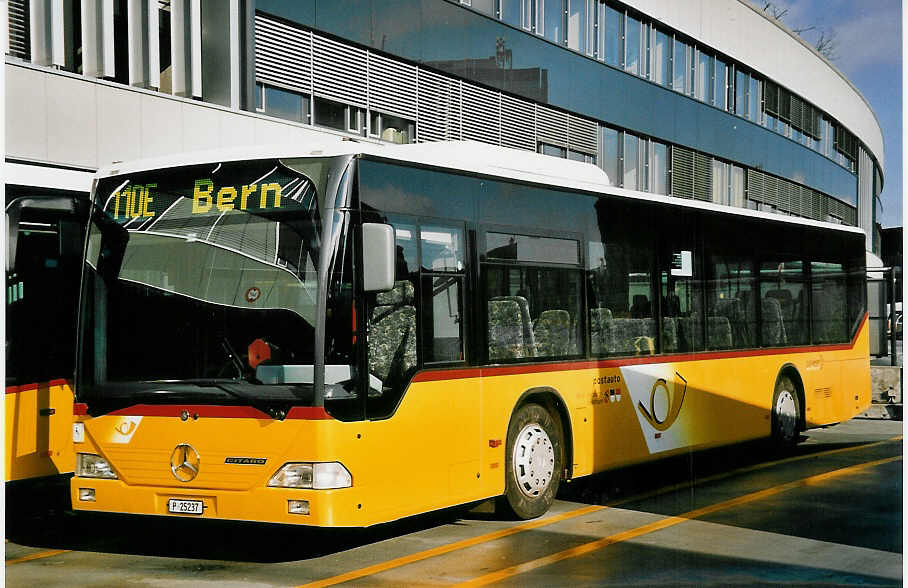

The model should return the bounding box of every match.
[5,0,885,254]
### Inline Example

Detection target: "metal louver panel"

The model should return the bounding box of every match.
[671,147,694,199]
[500,94,536,152]
[568,115,598,155]
[789,95,804,133]
[461,83,500,146]
[536,105,568,147]
[368,52,417,119]
[746,169,767,205]
[254,16,312,92]
[692,152,712,201]
[312,34,366,107]
[417,69,461,143]
[8,0,29,60]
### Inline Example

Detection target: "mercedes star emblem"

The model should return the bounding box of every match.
[170,443,201,482]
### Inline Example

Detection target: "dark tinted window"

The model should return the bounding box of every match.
[486,232,579,264]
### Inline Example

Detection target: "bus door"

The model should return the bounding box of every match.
[363,217,480,509]
[6,196,88,481]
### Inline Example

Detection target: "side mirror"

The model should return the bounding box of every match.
[362,223,395,292]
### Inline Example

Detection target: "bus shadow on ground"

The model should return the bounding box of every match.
[5,500,470,563]
[554,435,875,509]
[4,436,878,563]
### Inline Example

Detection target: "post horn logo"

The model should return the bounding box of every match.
[637,372,688,431]
[170,443,201,482]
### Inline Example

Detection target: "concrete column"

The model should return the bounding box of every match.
[80,0,103,76]
[147,0,160,88]
[170,0,191,96]
[29,0,52,66]
[102,0,115,77]
[127,0,148,86]
[190,0,202,98]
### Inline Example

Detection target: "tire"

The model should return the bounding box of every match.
[502,403,563,520]
[771,375,801,449]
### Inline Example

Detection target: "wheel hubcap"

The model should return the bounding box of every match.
[513,423,555,498]
[775,390,797,441]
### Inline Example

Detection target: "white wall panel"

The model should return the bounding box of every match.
[96,84,142,165]
[6,65,49,161]
[46,73,97,166]
[140,94,184,157]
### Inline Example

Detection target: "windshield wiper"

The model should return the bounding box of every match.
[187,379,297,421]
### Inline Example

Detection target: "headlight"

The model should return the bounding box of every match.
[268,462,352,489]
[76,453,118,479]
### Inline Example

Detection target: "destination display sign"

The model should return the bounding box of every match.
[110,179,286,221]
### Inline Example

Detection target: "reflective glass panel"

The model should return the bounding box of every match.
[567,0,586,53]
[748,76,761,122]
[735,69,747,117]
[265,85,304,122]
[623,133,639,190]
[760,260,808,345]
[501,0,522,26]
[421,225,465,272]
[604,4,622,67]
[672,38,687,93]
[650,141,668,195]
[713,57,727,109]
[625,14,641,76]
[697,50,710,102]
[421,275,464,362]
[652,29,670,86]
[601,127,619,185]
[543,0,563,44]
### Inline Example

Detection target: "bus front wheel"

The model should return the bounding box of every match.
[771,375,801,448]
[501,403,563,520]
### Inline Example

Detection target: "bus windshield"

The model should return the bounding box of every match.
[78,157,350,415]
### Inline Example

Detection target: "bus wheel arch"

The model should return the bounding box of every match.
[772,365,805,447]
[499,388,571,520]
[514,387,574,481]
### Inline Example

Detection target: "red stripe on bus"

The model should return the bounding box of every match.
[105,404,334,420]
[6,379,73,395]
[73,403,89,415]
[286,406,333,420]
[412,313,868,383]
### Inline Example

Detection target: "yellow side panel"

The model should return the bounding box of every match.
[5,381,75,482]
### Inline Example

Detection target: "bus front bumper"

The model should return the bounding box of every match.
[71,478,366,526]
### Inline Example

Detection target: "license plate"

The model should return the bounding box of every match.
[168,498,204,515]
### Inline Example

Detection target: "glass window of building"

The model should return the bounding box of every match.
[672,38,688,93]
[567,0,586,53]
[623,132,640,190]
[604,4,623,67]
[255,82,264,111]
[649,140,669,195]
[501,0,522,27]
[540,143,567,158]
[625,14,642,76]
[469,0,497,16]
[696,49,710,102]
[735,68,747,117]
[314,97,346,130]
[542,0,563,44]
[730,165,744,207]
[713,56,728,110]
[376,113,415,143]
[651,28,671,87]
[748,75,761,123]
[263,85,309,123]
[601,127,620,185]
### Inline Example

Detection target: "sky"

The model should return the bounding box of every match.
[767,0,902,229]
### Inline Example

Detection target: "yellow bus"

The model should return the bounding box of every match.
[71,140,869,525]
[6,195,88,489]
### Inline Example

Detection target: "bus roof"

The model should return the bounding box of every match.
[96,137,865,237]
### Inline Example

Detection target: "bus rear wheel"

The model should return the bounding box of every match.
[771,375,801,449]
[502,403,563,520]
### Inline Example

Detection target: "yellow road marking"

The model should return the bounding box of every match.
[6,549,71,566]
[457,455,902,586]
[299,436,900,586]
[607,434,903,508]
[296,505,604,588]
